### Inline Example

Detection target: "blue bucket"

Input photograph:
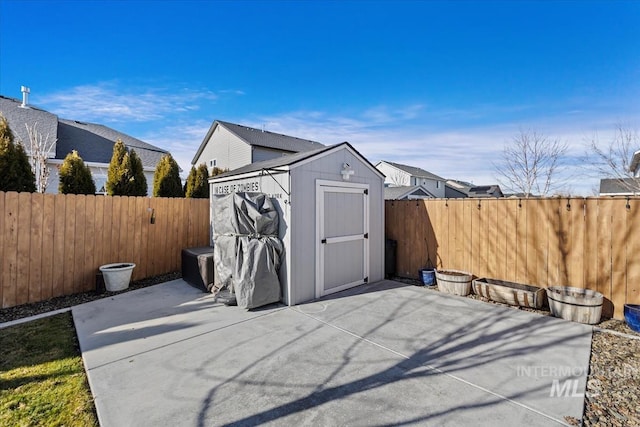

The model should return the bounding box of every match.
[419,268,436,286]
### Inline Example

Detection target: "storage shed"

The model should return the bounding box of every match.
[209,142,385,305]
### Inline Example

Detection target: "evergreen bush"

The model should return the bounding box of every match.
[153,154,183,197]
[0,114,36,192]
[58,150,96,194]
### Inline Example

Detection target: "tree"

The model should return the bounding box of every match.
[494,129,568,197]
[185,163,210,198]
[58,150,96,194]
[153,154,183,197]
[106,140,147,196]
[585,124,640,194]
[126,149,147,196]
[106,139,129,196]
[0,114,36,192]
[25,122,57,193]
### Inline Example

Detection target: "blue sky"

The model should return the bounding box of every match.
[1,0,638,194]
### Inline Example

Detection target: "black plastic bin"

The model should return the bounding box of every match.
[385,239,397,278]
[181,246,215,292]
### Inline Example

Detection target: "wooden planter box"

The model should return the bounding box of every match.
[547,286,603,324]
[435,270,473,296]
[472,278,547,309]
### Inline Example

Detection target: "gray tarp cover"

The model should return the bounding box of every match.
[212,192,283,309]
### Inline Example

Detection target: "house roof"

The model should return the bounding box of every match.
[0,95,58,155]
[444,180,503,198]
[445,183,469,198]
[378,160,445,181]
[57,119,168,169]
[599,178,640,195]
[468,185,503,198]
[192,120,325,165]
[384,185,435,200]
[1,92,170,170]
[211,142,384,181]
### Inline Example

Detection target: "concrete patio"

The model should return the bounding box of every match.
[72,279,592,426]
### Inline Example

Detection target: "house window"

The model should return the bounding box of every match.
[436,181,441,189]
[209,159,217,168]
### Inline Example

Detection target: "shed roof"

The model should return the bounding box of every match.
[211,142,384,181]
[193,120,325,164]
[378,160,445,181]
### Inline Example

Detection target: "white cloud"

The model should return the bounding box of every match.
[140,120,212,175]
[38,82,219,123]
[247,108,631,196]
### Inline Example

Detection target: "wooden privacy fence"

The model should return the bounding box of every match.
[385,198,640,319]
[1,191,210,309]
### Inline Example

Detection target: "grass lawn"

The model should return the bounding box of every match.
[0,312,98,427]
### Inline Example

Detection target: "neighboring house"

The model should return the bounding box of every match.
[0,89,170,195]
[192,120,325,174]
[445,180,503,198]
[375,160,446,198]
[384,185,436,200]
[598,149,640,196]
[599,178,640,196]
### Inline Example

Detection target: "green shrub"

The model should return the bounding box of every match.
[58,151,96,194]
[184,163,210,198]
[153,154,183,197]
[106,140,148,196]
[0,114,36,192]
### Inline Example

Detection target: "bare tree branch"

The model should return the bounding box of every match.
[584,124,640,194]
[25,122,57,193]
[493,128,568,197]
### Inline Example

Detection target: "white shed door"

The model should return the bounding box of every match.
[316,181,369,297]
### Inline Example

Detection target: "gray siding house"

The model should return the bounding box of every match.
[375,160,446,198]
[191,120,325,174]
[0,90,170,195]
[598,149,640,196]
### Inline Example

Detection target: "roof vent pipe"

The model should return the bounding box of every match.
[21,86,30,107]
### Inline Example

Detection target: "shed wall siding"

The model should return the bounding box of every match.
[194,125,252,171]
[290,149,384,304]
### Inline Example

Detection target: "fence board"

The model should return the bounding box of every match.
[41,195,55,300]
[63,194,76,296]
[584,199,599,293]
[485,200,498,279]
[0,192,5,306]
[1,192,209,309]
[73,196,87,293]
[385,197,640,320]
[28,193,44,303]
[611,200,627,319]
[3,193,19,307]
[568,199,585,289]
[16,192,32,306]
[627,199,640,308]
[84,196,96,292]
[93,196,105,280]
